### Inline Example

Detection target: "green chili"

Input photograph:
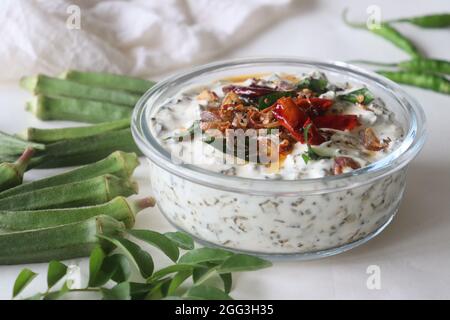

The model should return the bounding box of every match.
[388,13,450,28]
[61,70,155,94]
[342,9,422,58]
[0,148,34,192]
[26,95,132,123]
[0,151,139,200]
[339,88,375,105]
[23,118,131,143]
[257,91,295,110]
[20,75,141,107]
[0,174,138,211]
[351,58,450,75]
[0,215,124,265]
[377,70,450,94]
[0,196,155,231]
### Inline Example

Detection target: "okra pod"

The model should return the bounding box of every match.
[26,95,132,123]
[20,75,141,107]
[0,148,34,192]
[34,129,142,168]
[0,174,138,211]
[0,215,124,265]
[0,196,155,231]
[0,130,45,156]
[23,118,131,143]
[0,151,139,199]
[61,70,155,94]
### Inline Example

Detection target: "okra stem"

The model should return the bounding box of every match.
[0,196,155,231]
[60,70,155,94]
[23,119,131,143]
[20,75,141,107]
[0,148,35,192]
[0,215,125,265]
[0,151,139,199]
[34,129,142,168]
[26,95,132,123]
[0,174,138,211]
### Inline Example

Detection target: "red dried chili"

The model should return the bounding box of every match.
[313,114,360,131]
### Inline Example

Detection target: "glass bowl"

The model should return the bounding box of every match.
[132,57,426,260]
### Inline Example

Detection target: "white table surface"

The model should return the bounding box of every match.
[1,0,449,300]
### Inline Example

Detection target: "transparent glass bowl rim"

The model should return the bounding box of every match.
[132,57,426,196]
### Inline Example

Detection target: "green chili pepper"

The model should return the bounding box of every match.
[297,77,328,93]
[0,151,139,200]
[26,95,132,123]
[339,88,375,105]
[0,215,124,265]
[377,70,450,94]
[60,70,155,94]
[388,13,450,28]
[0,148,34,192]
[342,9,422,58]
[257,91,295,110]
[351,58,450,76]
[23,118,131,143]
[0,196,155,231]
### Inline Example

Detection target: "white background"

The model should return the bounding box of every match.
[0,0,449,299]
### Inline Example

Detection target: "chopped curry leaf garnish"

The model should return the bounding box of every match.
[297,77,328,93]
[301,123,330,164]
[257,91,295,110]
[339,88,375,105]
[165,120,201,141]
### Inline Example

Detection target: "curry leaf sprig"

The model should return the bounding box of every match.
[12,231,271,300]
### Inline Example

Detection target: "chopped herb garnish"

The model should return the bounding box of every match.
[257,91,295,110]
[339,88,375,105]
[164,120,201,141]
[301,123,330,164]
[297,77,328,94]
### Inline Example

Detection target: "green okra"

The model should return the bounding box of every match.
[0,196,155,231]
[34,128,142,168]
[23,118,131,143]
[0,174,138,211]
[26,95,132,123]
[0,130,45,156]
[0,215,124,265]
[20,75,141,107]
[61,70,155,94]
[0,151,139,200]
[0,148,35,192]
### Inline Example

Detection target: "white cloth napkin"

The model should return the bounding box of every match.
[0,0,292,81]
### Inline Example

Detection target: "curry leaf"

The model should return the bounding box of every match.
[178,248,233,265]
[101,282,131,300]
[185,285,232,300]
[127,229,179,262]
[13,268,37,298]
[217,254,272,273]
[47,260,68,289]
[98,235,154,278]
[164,231,195,250]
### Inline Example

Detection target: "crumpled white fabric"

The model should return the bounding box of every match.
[0,0,292,80]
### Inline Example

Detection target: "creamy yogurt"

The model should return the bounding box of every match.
[148,71,407,255]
